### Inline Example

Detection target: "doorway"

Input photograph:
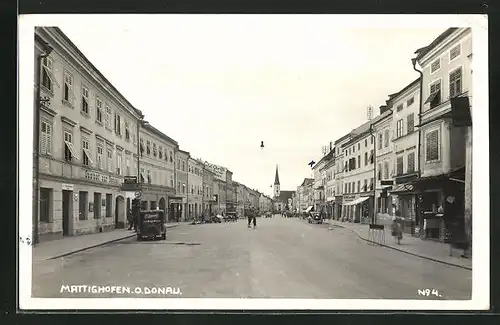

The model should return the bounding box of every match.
[115,195,125,228]
[62,190,73,237]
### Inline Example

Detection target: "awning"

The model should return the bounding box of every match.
[344,196,370,206]
[305,206,313,213]
[390,183,415,194]
[83,149,94,164]
[64,141,79,160]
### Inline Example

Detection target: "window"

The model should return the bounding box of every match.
[170,151,173,162]
[397,156,404,175]
[82,86,89,114]
[40,119,52,155]
[384,161,389,179]
[39,187,52,223]
[396,119,404,138]
[97,144,104,169]
[363,152,367,166]
[384,129,389,147]
[407,97,415,106]
[153,143,157,157]
[357,155,360,168]
[191,185,194,194]
[63,71,75,104]
[370,178,374,190]
[427,81,442,108]
[407,113,415,133]
[79,191,88,220]
[357,181,360,193]
[370,149,374,164]
[426,129,439,162]
[146,141,151,155]
[147,170,151,184]
[115,113,122,136]
[449,67,462,98]
[96,97,103,123]
[182,183,186,194]
[431,59,440,73]
[182,161,185,171]
[133,131,137,145]
[126,156,130,175]
[407,152,415,173]
[396,104,403,112]
[93,193,101,219]
[177,158,180,169]
[42,57,55,91]
[378,163,382,180]
[116,153,122,175]
[365,139,367,147]
[106,194,113,218]
[159,146,163,159]
[363,179,368,192]
[105,105,112,129]
[358,143,360,150]
[107,149,113,172]
[170,174,174,187]
[82,137,94,166]
[378,133,383,149]
[450,44,461,61]
[63,131,78,162]
[125,122,130,141]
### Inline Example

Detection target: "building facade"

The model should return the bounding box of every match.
[372,106,395,222]
[35,27,144,241]
[333,134,351,220]
[173,149,190,221]
[386,79,421,231]
[413,27,472,241]
[296,178,314,213]
[201,165,216,216]
[138,123,177,217]
[187,158,203,220]
[323,149,336,218]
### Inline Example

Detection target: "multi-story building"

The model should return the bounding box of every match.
[201,164,216,216]
[296,178,314,213]
[138,123,177,216]
[35,27,144,240]
[174,149,189,221]
[412,27,472,241]
[235,182,246,217]
[333,134,351,220]
[340,119,378,222]
[312,155,327,213]
[324,148,336,218]
[225,170,236,214]
[385,78,421,230]
[372,105,395,222]
[187,157,204,220]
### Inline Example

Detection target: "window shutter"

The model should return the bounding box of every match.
[46,123,52,154]
[114,113,117,132]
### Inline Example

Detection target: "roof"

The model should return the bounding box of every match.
[45,27,144,119]
[274,165,280,185]
[386,77,421,105]
[342,109,393,148]
[312,148,334,169]
[276,190,294,202]
[178,149,190,156]
[334,133,351,145]
[415,28,458,61]
[300,178,314,187]
[143,124,178,146]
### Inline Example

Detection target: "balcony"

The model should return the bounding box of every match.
[422,91,470,124]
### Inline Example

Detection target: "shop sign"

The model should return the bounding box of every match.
[62,183,74,191]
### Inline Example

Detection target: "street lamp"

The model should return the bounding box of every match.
[33,40,53,246]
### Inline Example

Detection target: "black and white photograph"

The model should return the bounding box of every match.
[18,14,489,310]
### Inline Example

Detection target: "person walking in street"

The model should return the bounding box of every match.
[248,211,257,229]
[127,208,134,230]
[391,216,403,245]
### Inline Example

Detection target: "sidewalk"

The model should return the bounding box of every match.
[325,219,472,270]
[33,223,183,262]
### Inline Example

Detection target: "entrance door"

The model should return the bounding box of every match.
[62,190,73,236]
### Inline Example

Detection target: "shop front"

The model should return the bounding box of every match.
[342,195,372,223]
[412,168,466,242]
[334,196,343,220]
[168,196,183,222]
[389,183,418,235]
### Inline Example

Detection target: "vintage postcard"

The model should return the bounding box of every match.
[18,14,489,310]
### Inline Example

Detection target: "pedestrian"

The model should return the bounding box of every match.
[391,216,403,244]
[127,208,134,230]
[248,212,257,228]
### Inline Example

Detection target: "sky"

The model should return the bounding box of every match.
[43,16,448,196]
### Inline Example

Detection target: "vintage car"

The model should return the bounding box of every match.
[308,212,323,224]
[136,209,167,241]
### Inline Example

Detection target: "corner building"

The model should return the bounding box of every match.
[35,27,143,240]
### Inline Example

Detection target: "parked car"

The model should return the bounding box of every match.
[308,212,323,224]
[136,210,167,240]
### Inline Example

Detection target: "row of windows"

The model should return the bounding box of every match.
[41,57,138,145]
[345,149,374,172]
[344,137,374,157]
[426,66,464,109]
[430,44,461,74]
[140,138,174,164]
[396,96,415,112]
[343,178,375,194]
[395,113,415,139]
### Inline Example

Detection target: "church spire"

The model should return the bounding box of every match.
[274,165,280,185]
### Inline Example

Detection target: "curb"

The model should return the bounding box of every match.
[47,224,182,260]
[330,222,472,271]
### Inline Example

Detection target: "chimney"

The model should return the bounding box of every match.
[379,105,389,114]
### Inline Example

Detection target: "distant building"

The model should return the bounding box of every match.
[272,165,294,212]
[296,178,314,213]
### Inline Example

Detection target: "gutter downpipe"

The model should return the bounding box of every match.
[369,124,377,224]
[34,39,53,246]
[412,57,424,229]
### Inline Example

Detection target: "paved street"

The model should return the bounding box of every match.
[32,217,471,300]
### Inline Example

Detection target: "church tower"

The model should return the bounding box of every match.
[274,165,280,198]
